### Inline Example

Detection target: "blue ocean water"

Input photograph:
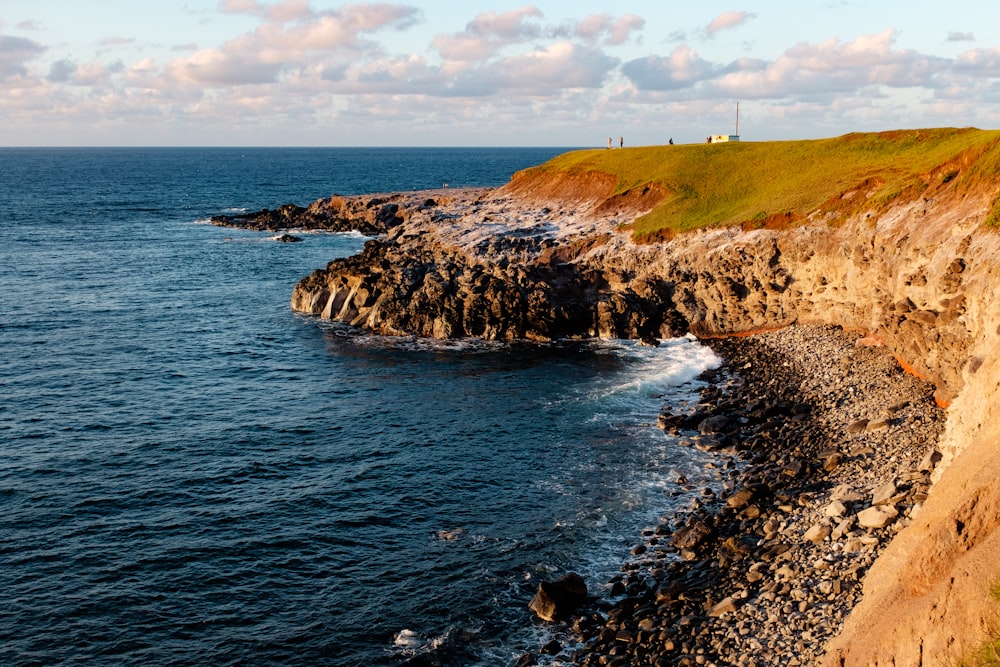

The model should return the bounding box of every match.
[0,148,721,666]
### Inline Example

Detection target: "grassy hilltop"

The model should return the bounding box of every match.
[517,128,1000,240]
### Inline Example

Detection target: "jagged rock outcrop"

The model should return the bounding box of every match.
[290,189,688,342]
[211,189,478,235]
[290,168,1000,665]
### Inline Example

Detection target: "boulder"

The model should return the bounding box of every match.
[804,522,833,544]
[726,483,769,509]
[857,505,899,530]
[671,519,714,549]
[697,414,730,435]
[825,500,848,517]
[822,452,845,472]
[872,481,898,506]
[709,596,738,617]
[529,573,588,622]
[846,419,869,435]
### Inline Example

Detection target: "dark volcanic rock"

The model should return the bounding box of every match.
[292,235,689,341]
[211,189,484,236]
[529,573,589,622]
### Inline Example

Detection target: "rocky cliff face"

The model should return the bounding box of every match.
[291,174,1000,665]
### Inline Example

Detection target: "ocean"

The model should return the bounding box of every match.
[0,148,721,666]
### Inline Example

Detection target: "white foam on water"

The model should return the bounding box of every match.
[472,337,729,667]
[588,335,722,405]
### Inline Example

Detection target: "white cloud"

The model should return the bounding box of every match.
[573,13,644,46]
[706,11,756,36]
[167,48,284,85]
[432,6,543,61]
[466,5,543,39]
[220,0,313,23]
[165,3,421,86]
[470,42,618,92]
[713,30,946,98]
[47,59,75,82]
[607,14,645,46]
[956,46,1000,76]
[7,4,1000,145]
[0,34,46,80]
[622,45,717,91]
[100,36,135,47]
[623,29,949,101]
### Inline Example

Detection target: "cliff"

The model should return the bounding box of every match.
[290,129,1000,665]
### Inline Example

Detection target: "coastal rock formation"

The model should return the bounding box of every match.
[211,189,477,235]
[290,187,686,342]
[283,158,1000,665]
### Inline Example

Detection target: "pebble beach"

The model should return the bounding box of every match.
[525,324,945,667]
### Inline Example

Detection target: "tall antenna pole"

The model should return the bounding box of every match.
[736,101,740,136]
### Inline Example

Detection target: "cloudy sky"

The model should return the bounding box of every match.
[1,1,998,146]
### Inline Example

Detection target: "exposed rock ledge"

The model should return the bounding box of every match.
[288,176,1000,665]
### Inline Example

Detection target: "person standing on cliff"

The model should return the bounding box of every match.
[620,136,623,148]
[607,137,612,149]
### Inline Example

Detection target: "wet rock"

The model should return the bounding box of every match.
[726,483,769,510]
[698,415,730,435]
[672,519,714,550]
[541,639,562,655]
[529,573,589,622]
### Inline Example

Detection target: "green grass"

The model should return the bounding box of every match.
[523,128,1000,240]
[956,582,1000,666]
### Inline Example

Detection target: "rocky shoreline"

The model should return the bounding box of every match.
[210,187,491,236]
[521,324,944,667]
[214,179,989,664]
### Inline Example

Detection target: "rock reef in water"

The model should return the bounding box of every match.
[211,190,463,235]
[283,138,1000,666]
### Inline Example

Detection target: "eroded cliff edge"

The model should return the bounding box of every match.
[290,145,1000,664]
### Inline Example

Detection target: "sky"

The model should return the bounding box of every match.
[1,0,999,146]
